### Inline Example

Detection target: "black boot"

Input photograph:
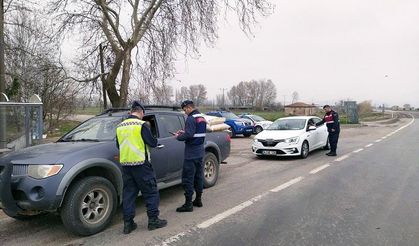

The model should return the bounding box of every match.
[123,220,137,234]
[148,217,168,231]
[326,152,337,156]
[176,195,193,212]
[193,192,203,207]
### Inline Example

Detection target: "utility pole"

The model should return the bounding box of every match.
[282,95,286,111]
[220,88,226,109]
[0,0,6,149]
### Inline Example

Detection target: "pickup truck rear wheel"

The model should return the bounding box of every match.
[203,152,219,188]
[60,176,117,236]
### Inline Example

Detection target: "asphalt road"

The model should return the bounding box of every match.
[1,113,417,246]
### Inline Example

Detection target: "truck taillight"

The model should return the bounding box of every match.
[226,134,231,142]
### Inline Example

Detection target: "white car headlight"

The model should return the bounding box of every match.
[285,137,299,144]
[28,164,63,179]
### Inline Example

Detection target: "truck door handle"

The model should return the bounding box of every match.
[156,144,165,149]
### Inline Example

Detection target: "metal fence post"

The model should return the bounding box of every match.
[24,105,30,147]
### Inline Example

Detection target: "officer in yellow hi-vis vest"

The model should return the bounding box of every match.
[116,101,167,234]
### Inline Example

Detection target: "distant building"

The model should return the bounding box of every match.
[285,102,317,116]
[391,105,400,111]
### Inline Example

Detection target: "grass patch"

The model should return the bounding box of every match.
[359,112,392,122]
[74,107,103,115]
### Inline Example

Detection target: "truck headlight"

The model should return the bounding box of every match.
[28,164,63,179]
[285,137,299,144]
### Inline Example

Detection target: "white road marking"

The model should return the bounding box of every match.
[160,231,190,246]
[375,139,382,143]
[270,176,304,193]
[381,136,387,139]
[197,192,268,229]
[365,143,373,148]
[309,164,330,174]
[353,148,364,153]
[335,154,350,162]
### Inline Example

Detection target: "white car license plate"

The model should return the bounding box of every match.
[262,150,276,155]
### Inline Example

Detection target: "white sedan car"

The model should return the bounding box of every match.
[252,116,328,158]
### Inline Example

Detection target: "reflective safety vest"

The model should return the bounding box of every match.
[116,118,150,166]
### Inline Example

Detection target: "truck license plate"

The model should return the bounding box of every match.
[262,150,276,155]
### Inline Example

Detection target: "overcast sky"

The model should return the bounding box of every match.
[172,0,419,107]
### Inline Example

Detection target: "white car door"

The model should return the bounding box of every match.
[313,117,328,147]
[307,118,320,149]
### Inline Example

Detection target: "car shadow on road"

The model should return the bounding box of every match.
[253,148,329,162]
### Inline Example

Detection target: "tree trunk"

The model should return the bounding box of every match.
[105,51,124,107]
[119,48,132,107]
[99,43,107,109]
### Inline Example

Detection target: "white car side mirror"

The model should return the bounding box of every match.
[308,126,316,131]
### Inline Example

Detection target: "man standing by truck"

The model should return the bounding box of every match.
[175,100,206,212]
[116,101,167,234]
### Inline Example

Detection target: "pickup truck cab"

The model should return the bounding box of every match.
[206,111,254,137]
[0,108,230,235]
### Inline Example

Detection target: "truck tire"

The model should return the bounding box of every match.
[243,133,252,137]
[203,152,219,188]
[230,128,236,138]
[60,176,117,236]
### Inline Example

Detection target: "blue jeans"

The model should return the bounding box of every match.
[182,158,204,199]
[122,163,160,221]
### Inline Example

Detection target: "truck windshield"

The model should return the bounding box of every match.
[267,119,306,130]
[59,116,122,142]
[221,112,239,120]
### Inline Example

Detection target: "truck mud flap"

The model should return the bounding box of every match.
[0,163,21,216]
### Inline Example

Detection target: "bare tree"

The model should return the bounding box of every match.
[48,0,272,107]
[4,4,80,129]
[188,84,207,106]
[153,83,173,105]
[175,86,189,103]
[256,79,276,109]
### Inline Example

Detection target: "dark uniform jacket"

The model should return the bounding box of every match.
[176,110,206,160]
[317,110,340,133]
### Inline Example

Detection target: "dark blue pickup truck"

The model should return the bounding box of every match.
[0,108,230,235]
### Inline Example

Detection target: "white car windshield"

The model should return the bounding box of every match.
[249,115,266,122]
[267,119,306,130]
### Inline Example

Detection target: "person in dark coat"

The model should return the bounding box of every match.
[317,105,340,156]
[174,100,207,212]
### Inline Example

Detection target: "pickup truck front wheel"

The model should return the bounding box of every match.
[203,152,219,188]
[60,176,117,236]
